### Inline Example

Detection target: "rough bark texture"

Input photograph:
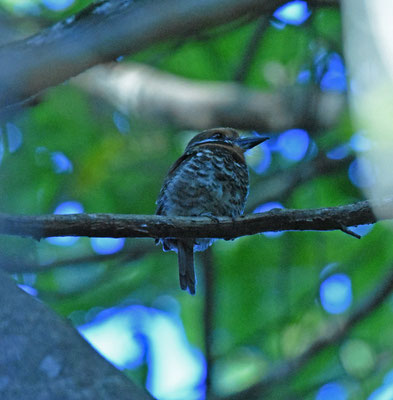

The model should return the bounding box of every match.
[0,0,288,111]
[0,0,339,114]
[0,198,388,240]
[0,270,154,400]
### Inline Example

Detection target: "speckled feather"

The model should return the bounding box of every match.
[157,146,249,220]
[156,128,267,294]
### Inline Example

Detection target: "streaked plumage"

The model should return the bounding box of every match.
[156,128,268,294]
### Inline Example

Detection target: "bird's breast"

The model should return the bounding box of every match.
[157,147,249,218]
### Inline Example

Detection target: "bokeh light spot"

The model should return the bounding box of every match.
[368,384,393,400]
[350,132,371,152]
[79,308,145,369]
[349,224,373,237]
[297,69,311,84]
[10,1,41,15]
[46,201,83,246]
[0,129,4,165]
[79,305,205,399]
[326,144,350,160]
[340,339,375,378]
[42,0,74,11]
[320,273,352,314]
[145,312,205,399]
[270,19,286,30]
[90,237,125,255]
[273,1,311,26]
[51,151,73,173]
[113,111,131,134]
[6,122,23,153]
[320,53,347,92]
[348,159,374,188]
[54,201,83,215]
[384,370,393,385]
[316,382,347,400]
[254,202,285,238]
[277,129,309,161]
[17,284,38,297]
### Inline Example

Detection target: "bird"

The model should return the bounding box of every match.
[156,127,268,294]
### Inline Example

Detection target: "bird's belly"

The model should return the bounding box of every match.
[161,162,248,218]
[156,150,249,253]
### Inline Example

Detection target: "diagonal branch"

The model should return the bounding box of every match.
[246,153,355,211]
[233,16,270,82]
[221,262,393,400]
[0,0,288,112]
[0,198,390,240]
[0,0,339,113]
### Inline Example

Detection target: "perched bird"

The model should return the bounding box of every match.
[156,128,268,294]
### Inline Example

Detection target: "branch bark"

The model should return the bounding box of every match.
[0,0,288,112]
[0,0,339,114]
[0,269,153,400]
[0,198,389,240]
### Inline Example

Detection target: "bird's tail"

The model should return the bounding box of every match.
[177,239,195,295]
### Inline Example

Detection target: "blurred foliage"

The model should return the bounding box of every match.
[1,2,393,400]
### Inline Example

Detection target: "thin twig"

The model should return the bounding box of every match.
[339,224,361,239]
[0,241,156,273]
[221,263,393,400]
[233,16,269,82]
[246,153,355,211]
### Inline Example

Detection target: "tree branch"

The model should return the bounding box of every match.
[0,198,389,240]
[0,0,288,112]
[221,262,393,400]
[0,269,153,400]
[0,0,339,114]
[233,16,269,82]
[0,241,155,273]
[76,63,345,132]
[246,153,355,211]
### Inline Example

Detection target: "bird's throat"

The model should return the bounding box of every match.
[194,142,245,163]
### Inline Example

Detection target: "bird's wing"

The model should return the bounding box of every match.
[167,151,193,175]
[156,152,193,215]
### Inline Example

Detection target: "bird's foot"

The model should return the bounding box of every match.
[199,212,220,223]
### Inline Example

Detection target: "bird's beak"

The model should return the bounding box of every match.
[235,136,269,151]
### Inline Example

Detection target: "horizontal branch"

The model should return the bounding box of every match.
[76,63,345,132]
[0,198,390,241]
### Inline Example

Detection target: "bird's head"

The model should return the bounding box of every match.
[185,128,268,159]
